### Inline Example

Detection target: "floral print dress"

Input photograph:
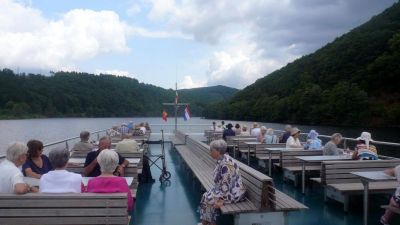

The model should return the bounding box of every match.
[199,153,246,223]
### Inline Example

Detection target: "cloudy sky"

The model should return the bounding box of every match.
[0,0,396,89]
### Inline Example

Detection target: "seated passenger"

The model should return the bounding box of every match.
[215,124,223,132]
[286,127,302,148]
[323,133,344,155]
[240,125,250,136]
[132,124,145,136]
[144,122,151,132]
[40,147,82,193]
[265,128,278,144]
[234,124,241,135]
[22,139,53,178]
[83,136,129,177]
[352,132,378,160]
[139,122,147,134]
[250,122,261,137]
[222,123,236,140]
[380,164,400,225]
[71,131,94,154]
[0,142,38,194]
[199,140,246,225]
[87,149,133,212]
[257,126,268,142]
[211,121,216,131]
[304,130,322,150]
[279,124,292,143]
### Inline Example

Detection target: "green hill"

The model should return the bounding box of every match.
[0,69,237,118]
[205,2,400,127]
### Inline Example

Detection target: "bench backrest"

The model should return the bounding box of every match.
[0,193,128,225]
[185,136,274,210]
[225,136,255,145]
[254,144,286,157]
[321,159,400,184]
[280,150,323,167]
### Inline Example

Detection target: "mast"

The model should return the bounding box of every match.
[175,82,178,131]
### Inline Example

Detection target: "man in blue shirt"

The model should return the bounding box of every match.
[222,123,236,141]
[83,136,129,177]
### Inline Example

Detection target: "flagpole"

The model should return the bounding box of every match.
[175,82,178,132]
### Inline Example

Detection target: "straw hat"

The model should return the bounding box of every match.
[290,127,301,135]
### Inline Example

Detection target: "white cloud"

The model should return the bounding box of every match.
[126,4,141,17]
[95,69,133,77]
[180,75,206,89]
[145,0,395,88]
[0,0,130,71]
[126,26,191,39]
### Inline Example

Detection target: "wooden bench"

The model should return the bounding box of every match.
[174,134,307,225]
[170,130,188,146]
[277,150,323,186]
[0,193,129,225]
[320,160,400,212]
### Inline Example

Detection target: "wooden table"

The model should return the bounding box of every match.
[230,137,256,158]
[351,171,396,225]
[296,155,352,194]
[265,147,303,176]
[24,176,134,187]
[244,142,263,165]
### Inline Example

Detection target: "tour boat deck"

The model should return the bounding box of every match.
[130,136,400,225]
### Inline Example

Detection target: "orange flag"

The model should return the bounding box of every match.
[162,110,168,122]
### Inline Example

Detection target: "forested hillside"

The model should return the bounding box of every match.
[0,69,237,118]
[205,2,400,127]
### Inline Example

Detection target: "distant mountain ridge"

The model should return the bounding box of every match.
[0,69,238,118]
[204,2,400,127]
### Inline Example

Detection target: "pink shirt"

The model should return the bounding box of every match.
[87,176,133,211]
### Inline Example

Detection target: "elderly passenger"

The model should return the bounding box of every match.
[199,140,246,225]
[286,127,302,148]
[352,132,378,160]
[304,130,322,150]
[0,142,38,194]
[257,126,268,142]
[222,123,236,141]
[87,150,133,211]
[139,122,147,134]
[380,165,400,225]
[234,124,241,135]
[145,122,151,132]
[84,136,129,177]
[22,140,53,178]
[40,147,82,193]
[240,125,250,136]
[250,122,261,137]
[280,125,292,143]
[323,133,344,155]
[71,131,94,153]
[132,124,145,136]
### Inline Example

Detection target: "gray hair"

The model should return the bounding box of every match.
[97,149,119,173]
[260,126,267,131]
[6,142,28,162]
[285,125,292,131]
[49,147,70,168]
[80,131,90,141]
[331,133,342,141]
[210,139,227,154]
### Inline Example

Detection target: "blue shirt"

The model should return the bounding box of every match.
[22,155,53,176]
[84,150,125,177]
[304,139,322,150]
[223,129,236,140]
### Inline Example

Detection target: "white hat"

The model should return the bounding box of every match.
[356,132,373,148]
[290,127,301,135]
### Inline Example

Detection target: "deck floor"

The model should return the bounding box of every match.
[131,142,399,225]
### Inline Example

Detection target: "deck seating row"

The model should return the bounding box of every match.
[174,134,307,225]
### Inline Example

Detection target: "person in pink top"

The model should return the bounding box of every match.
[86,149,133,212]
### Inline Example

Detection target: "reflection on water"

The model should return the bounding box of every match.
[0,117,399,156]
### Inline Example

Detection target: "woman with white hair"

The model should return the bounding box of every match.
[40,147,82,193]
[0,142,38,194]
[199,140,246,225]
[87,149,133,212]
[352,132,378,160]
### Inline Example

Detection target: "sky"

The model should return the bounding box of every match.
[0,0,396,89]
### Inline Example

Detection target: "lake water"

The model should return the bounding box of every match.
[0,117,399,156]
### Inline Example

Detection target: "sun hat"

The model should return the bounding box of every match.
[356,132,373,148]
[290,127,301,136]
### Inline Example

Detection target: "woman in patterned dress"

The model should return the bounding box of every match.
[199,140,246,225]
